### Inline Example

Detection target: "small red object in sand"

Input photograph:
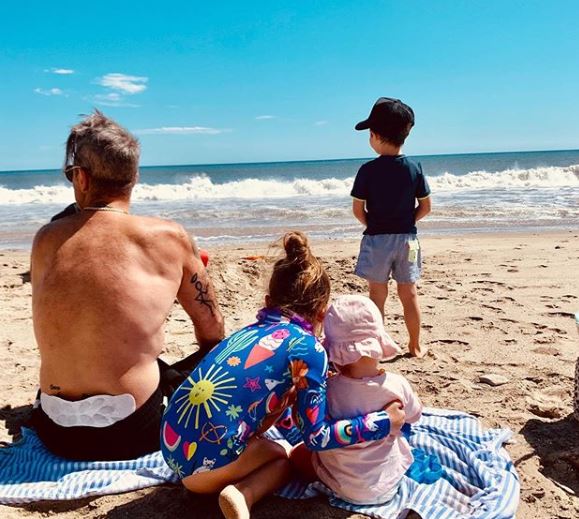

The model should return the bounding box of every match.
[200,249,209,267]
[243,255,265,261]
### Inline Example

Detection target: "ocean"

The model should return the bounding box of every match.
[0,149,578,249]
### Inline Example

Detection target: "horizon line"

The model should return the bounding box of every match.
[1,147,579,175]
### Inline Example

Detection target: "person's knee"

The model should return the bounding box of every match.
[183,471,224,494]
[397,283,418,301]
[259,438,289,461]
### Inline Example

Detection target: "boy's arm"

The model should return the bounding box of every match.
[352,198,367,227]
[415,196,431,222]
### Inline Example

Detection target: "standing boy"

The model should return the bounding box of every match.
[351,97,431,358]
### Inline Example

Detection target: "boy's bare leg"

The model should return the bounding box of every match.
[369,281,388,318]
[397,283,427,358]
[219,458,292,519]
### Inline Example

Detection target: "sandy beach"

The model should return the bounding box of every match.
[1,230,578,518]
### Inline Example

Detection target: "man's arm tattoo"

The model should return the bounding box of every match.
[190,273,215,315]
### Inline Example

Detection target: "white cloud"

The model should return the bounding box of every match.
[97,73,148,94]
[34,87,64,96]
[46,68,75,75]
[255,115,276,120]
[314,120,328,126]
[135,126,227,135]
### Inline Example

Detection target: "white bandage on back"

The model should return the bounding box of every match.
[40,392,137,428]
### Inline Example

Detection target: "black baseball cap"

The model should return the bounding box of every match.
[355,97,415,135]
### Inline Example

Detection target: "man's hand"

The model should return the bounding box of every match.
[384,399,405,436]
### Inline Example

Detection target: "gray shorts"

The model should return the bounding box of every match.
[354,234,422,284]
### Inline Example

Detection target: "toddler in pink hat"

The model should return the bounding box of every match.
[312,294,423,504]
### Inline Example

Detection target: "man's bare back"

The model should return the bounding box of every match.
[29,111,224,460]
[32,210,223,408]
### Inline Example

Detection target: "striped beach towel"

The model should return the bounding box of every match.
[0,428,178,503]
[0,408,519,518]
[274,408,520,519]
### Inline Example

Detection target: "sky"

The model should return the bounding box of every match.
[1,0,579,171]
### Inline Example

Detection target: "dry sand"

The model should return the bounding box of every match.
[1,230,578,518]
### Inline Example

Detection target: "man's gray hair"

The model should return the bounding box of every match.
[64,110,140,191]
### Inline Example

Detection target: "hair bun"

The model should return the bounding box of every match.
[283,231,310,263]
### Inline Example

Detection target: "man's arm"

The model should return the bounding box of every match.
[415,196,431,222]
[175,228,225,354]
[352,198,367,227]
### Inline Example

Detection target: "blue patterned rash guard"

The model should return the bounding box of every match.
[160,308,394,478]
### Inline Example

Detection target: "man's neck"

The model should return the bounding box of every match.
[77,196,130,212]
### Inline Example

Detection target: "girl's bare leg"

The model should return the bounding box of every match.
[182,436,287,494]
[219,458,292,519]
[289,443,317,482]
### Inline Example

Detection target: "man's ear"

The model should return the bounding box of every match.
[77,168,90,193]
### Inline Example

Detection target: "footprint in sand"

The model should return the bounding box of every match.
[429,339,470,346]
[507,268,519,273]
[533,346,561,357]
[531,322,548,330]
[482,304,504,313]
[547,327,567,335]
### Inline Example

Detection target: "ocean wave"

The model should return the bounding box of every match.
[1,165,578,205]
[429,164,579,191]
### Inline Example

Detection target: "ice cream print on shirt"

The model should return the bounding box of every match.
[160,308,394,478]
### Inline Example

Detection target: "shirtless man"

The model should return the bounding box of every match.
[30,111,225,460]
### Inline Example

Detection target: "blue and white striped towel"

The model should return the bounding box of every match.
[0,428,178,504]
[0,408,519,518]
[273,408,520,519]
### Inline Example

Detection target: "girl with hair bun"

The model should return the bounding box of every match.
[160,231,404,519]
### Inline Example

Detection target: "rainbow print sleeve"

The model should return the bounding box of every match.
[289,335,392,451]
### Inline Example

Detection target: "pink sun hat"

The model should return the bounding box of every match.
[323,294,402,365]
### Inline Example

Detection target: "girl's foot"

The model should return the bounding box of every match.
[218,485,250,519]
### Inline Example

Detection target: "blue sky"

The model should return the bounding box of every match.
[1,0,578,170]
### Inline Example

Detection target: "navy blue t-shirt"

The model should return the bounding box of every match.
[350,155,431,235]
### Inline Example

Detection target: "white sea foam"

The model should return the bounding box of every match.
[0,165,578,205]
[429,165,579,191]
